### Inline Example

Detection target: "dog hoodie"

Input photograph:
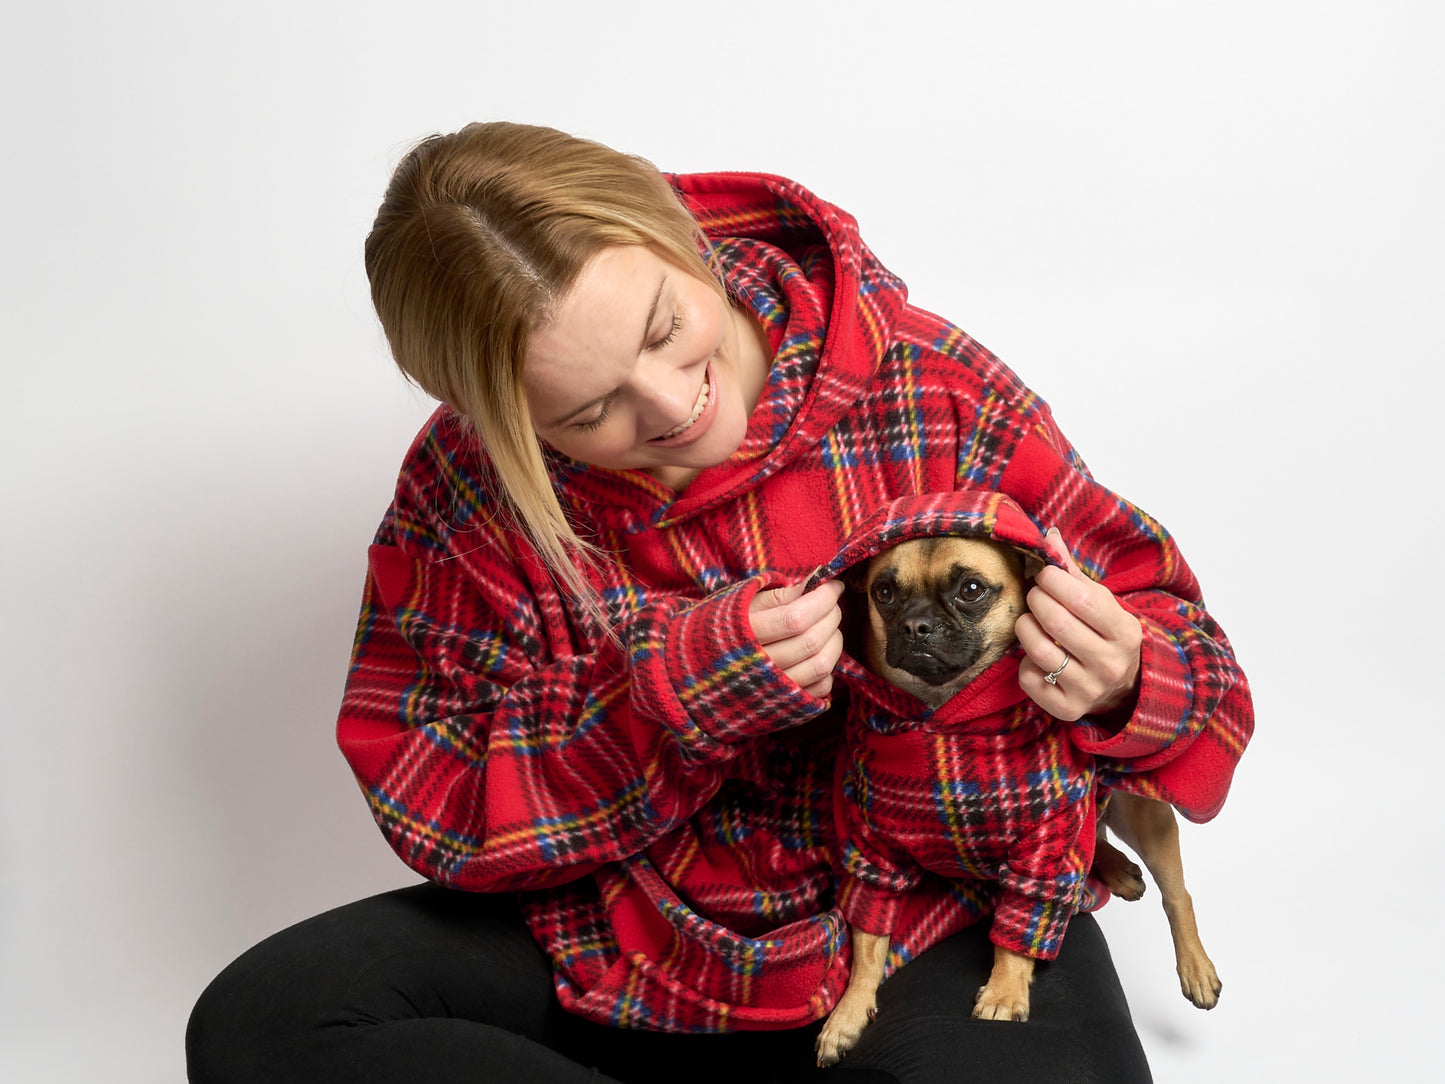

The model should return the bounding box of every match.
[808,490,1096,960]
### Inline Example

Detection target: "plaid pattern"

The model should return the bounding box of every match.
[827,492,1097,962]
[337,172,1253,1032]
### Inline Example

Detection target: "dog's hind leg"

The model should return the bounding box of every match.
[1092,811,1147,901]
[816,927,890,1067]
[1107,791,1222,1009]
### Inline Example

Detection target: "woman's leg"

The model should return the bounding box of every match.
[187,885,1145,1084]
[837,912,1152,1084]
[186,883,619,1084]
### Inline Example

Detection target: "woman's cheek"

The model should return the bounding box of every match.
[690,293,726,361]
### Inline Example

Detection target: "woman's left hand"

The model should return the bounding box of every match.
[1016,528,1143,722]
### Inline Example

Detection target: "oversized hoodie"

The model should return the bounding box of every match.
[808,490,1097,962]
[337,172,1254,1033]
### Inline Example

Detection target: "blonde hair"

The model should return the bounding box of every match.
[365,122,725,614]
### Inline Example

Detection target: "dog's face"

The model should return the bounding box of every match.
[853,537,1032,709]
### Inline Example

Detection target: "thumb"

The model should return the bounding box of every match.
[752,580,807,611]
[1045,527,1086,579]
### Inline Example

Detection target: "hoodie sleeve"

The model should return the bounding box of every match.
[995,405,1254,824]
[336,433,829,893]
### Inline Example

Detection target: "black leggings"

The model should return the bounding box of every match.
[186,883,1150,1084]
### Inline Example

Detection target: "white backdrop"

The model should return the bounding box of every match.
[4,1,1441,1080]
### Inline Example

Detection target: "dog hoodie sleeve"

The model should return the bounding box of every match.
[989,775,1098,960]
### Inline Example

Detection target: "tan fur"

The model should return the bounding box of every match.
[817,536,1219,1068]
[1095,791,1221,1009]
[815,928,889,1067]
[859,537,1027,709]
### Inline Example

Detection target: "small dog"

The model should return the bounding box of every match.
[815,535,1220,1067]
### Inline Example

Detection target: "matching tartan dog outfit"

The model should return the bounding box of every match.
[809,490,1098,962]
[337,172,1253,1033]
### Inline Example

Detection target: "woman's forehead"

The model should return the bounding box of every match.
[521,247,665,419]
[533,248,664,359]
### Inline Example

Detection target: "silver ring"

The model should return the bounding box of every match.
[1044,651,1071,686]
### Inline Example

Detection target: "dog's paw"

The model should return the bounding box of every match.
[1092,841,1147,901]
[1178,950,1222,1010]
[815,997,877,1067]
[971,983,1030,1023]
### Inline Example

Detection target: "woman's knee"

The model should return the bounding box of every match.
[185,934,308,1083]
[185,885,561,1081]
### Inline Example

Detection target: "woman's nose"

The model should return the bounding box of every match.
[632,358,698,427]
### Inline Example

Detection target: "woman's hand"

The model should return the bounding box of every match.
[749,580,846,700]
[1016,528,1142,722]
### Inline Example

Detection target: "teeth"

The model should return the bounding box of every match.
[660,379,710,439]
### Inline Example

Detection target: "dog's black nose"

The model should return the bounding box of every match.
[902,617,933,640]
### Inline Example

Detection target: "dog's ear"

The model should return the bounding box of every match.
[842,562,870,593]
[1015,548,1046,581]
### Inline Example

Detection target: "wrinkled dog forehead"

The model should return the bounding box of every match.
[867,537,1021,587]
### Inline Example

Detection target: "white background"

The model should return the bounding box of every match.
[3,1,1441,1080]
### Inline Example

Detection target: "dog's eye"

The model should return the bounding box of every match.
[871,582,894,606]
[958,580,987,604]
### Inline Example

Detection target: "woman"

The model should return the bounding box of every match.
[187,122,1252,1083]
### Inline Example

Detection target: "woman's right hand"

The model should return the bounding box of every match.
[748,580,846,700]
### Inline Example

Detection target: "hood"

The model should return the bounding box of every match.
[549,172,909,531]
[804,490,1059,592]
[805,490,1063,725]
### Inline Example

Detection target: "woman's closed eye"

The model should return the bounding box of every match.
[571,313,680,431]
[648,313,682,351]
[573,390,617,432]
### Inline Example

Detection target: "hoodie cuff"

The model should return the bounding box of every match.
[839,875,909,938]
[1069,614,1193,762]
[656,575,831,748]
[988,890,1075,961]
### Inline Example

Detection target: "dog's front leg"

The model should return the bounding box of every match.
[816,927,890,1067]
[972,943,1036,1021]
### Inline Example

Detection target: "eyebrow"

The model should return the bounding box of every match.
[544,275,666,429]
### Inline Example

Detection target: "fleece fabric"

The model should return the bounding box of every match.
[807,490,1097,961]
[337,171,1254,1033]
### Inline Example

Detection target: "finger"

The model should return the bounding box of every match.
[1022,584,1105,668]
[1014,611,1079,677]
[800,673,834,701]
[1017,657,1089,722]
[1017,609,1140,718]
[750,580,844,647]
[1044,527,1083,577]
[1037,531,1137,642]
[748,582,807,645]
[767,603,845,674]
[750,580,805,612]
[1015,612,1101,716]
[781,628,844,694]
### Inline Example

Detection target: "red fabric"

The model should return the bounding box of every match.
[336,172,1254,1032]
[818,491,1097,962]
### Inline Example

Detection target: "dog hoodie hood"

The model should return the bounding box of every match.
[806,489,1062,727]
[807,489,1059,591]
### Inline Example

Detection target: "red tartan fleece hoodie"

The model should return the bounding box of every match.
[806,490,1097,963]
[337,172,1254,1033]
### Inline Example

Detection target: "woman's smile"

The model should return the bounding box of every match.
[649,364,715,446]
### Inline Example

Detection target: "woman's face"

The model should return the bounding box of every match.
[524,245,770,491]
